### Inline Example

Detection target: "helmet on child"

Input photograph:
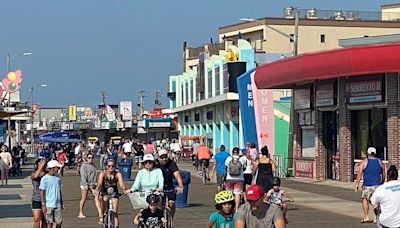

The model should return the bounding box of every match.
[272,177,281,186]
[214,190,235,205]
[146,194,161,204]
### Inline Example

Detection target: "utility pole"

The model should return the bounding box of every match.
[137,90,146,116]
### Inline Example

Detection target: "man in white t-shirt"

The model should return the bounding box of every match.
[370,165,400,228]
[224,147,246,211]
[74,143,81,155]
[122,140,132,154]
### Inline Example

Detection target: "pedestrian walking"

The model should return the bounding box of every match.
[254,146,276,193]
[224,147,246,211]
[0,144,12,186]
[234,184,285,228]
[213,145,230,192]
[242,149,254,190]
[31,158,47,228]
[39,160,64,228]
[78,154,102,219]
[354,147,384,224]
[371,165,400,228]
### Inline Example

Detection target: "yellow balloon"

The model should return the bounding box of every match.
[7,72,16,81]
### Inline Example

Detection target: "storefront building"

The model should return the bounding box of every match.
[168,40,255,152]
[253,43,400,182]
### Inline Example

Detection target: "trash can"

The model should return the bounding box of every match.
[117,157,133,180]
[173,170,191,208]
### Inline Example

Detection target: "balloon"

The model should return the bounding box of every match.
[7,72,16,81]
[8,82,16,91]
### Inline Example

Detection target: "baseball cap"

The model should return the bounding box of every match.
[367,147,376,155]
[158,149,168,157]
[142,154,155,162]
[245,185,264,201]
[47,160,63,169]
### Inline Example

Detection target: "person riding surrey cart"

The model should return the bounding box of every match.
[133,193,167,228]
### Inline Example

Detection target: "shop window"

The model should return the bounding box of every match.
[301,128,315,158]
[351,109,387,160]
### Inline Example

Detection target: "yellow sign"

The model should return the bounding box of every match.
[68,105,77,121]
[224,48,239,62]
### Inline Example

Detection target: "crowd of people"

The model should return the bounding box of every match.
[8,136,400,228]
[27,137,185,228]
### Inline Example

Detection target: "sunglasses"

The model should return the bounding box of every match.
[160,156,168,160]
[87,157,93,159]
[108,165,115,168]
[144,161,153,165]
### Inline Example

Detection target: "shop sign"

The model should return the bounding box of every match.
[294,89,311,110]
[295,160,314,178]
[345,79,383,104]
[316,83,334,106]
[148,121,171,128]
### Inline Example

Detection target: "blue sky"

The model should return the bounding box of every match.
[0,0,394,110]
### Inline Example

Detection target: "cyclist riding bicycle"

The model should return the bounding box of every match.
[266,177,294,223]
[133,193,166,228]
[130,154,164,193]
[206,190,236,228]
[197,142,212,181]
[93,159,130,227]
[155,149,184,221]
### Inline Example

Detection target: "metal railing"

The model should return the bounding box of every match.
[284,8,400,21]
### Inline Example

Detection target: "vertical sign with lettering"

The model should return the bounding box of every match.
[251,75,275,156]
[237,69,258,148]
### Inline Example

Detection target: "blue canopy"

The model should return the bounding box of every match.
[38,132,81,144]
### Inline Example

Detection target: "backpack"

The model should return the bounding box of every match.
[228,157,242,176]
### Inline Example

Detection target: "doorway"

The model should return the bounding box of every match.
[324,111,338,180]
[351,109,387,161]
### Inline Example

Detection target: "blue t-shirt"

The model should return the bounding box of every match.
[214,151,230,174]
[39,174,62,208]
[208,211,236,228]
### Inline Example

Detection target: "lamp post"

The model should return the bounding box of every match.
[6,52,33,148]
[240,10,299,175]
[29,84,47,152]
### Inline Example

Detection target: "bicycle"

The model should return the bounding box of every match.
[133,189,175,228]
[200,160,207,185]
[102,187,123,228]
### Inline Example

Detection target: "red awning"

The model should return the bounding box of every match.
[254,43,400,89]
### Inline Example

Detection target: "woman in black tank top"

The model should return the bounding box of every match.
[94,159,130,227]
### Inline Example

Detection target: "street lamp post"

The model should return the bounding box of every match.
[6,52,33,148]
[29,84,47,152]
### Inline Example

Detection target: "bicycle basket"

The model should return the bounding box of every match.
[129,192,148,209]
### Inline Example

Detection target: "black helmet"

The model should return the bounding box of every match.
[146,194,160,204]
[272,177,281,186]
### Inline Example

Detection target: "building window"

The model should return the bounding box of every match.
[320,34,325,43]
[223,64,229,93]
[290,34,294,43]
[194,113,200,122]
[207,70,212,98]
[184,115,189,123]
[181,84,184,105]
[364,35,369,37]
[185,82,189,104]
[215,66,220,96]
[190,80,194,103]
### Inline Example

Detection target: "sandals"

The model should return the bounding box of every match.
[360,219,373,223]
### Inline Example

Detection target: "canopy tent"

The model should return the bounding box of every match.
[0,110,30,118]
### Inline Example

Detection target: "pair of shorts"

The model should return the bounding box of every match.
[216,173,226,186]
[199,159,210,168]
[361,185,378,199]
[45,207,63,224]
[243,173,253,185]
[225,181,244,195]
[164,190,177,202]
[134,155,143,163]
[31,200,42,210]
